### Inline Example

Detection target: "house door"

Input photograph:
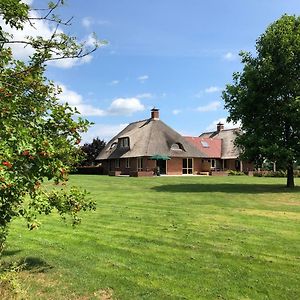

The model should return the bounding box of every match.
[157,160,167,175]
[183,158,193,174]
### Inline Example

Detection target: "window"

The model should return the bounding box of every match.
[125,158,130,168]
[137,157,143,171]
[211,159,216,169]
[119,137,129,148]
[200,141,209,148]
[115,159,120,169]
[182,158,193,174]
[171,143,185,151]
[110,142,117,149]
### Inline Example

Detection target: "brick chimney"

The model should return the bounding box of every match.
[151,108,159,120]
[217,122,224,132]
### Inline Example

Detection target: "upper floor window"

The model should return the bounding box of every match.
[171,142,185,151]
[119,137,129,148]
[110,142,117,149]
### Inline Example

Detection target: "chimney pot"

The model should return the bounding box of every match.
[217,122,224,132]
[151,108,159,120]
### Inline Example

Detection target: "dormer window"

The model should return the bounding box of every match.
[119,137,129,148]
[110,142,117,149]
[171,143,185,151]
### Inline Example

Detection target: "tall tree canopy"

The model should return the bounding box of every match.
[0,0,101,251]
[80,138,106,166]
[223,15,300,188]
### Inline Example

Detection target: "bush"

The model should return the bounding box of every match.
[252,170,299,178]
[227,170,246,176]
[0,263,27,299]
[72,166,104,175]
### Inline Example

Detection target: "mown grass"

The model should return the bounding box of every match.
[2,175,300,299]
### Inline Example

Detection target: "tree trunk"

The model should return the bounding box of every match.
[286,164,295,188]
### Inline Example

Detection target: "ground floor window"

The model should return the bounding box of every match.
[125,158,130,168]
[183,158,193,174]
[235,160,241,171]
[211,159,216,169]
[137,157,143,171]
[115,159,120,169]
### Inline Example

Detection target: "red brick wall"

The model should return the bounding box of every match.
[101,157,157,175]
[193,158,202,174]
[167,157,182,175]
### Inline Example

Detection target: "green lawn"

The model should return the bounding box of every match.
[2,175,300,299]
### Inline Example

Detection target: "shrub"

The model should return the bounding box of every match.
[227,170,246,176]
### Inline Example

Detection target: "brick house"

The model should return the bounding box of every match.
[96,109,207,176]
[185,122,254,173]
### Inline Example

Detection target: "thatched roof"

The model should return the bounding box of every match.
[97,118,207,160]
[199,128,241,159]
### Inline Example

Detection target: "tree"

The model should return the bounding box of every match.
[222,15,300,188]
[0,0,103,252]
[80,138,106,166]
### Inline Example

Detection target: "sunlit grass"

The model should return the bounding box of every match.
[2,175,300,299]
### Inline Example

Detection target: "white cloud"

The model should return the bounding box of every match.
[137,75,149,83]
[109,80,120,86]
[195,86,223,98]
[49,55,93,69]
[22,0,33,4]
[0,8,94,68]
[81,123,128,143]
[81,17,110,29]
[82,17,93,28]
[136,93,153,99]
[205,86,222,94]
[197,101,222,112]
[206,118,241,131]
[172,109,181,115]
[0,10,54,59]
[48,34,97,68]
[223,52,237,61]
[58,83,106,116]
[108,98,145,116]
[58,84,145,117]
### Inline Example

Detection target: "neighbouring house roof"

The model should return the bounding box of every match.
[96,118,208,160]
[199,127,241,159]
[184,137,222,158]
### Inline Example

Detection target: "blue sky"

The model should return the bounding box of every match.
[13,1,300,142]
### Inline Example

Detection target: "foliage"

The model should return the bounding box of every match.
[0,0,99,252]
[253,170,300,178]
[227,170,246,176]
[0,262,26,299]
[80,137,106,166]
[222,15,300,188]
[4,175,300,299]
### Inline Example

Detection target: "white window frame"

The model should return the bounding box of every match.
[125,158,130,168]
[137,157,143,171]
[182,158,193,174]
[119,137,129,148]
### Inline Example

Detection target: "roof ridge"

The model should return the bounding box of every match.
[200,127,240,136]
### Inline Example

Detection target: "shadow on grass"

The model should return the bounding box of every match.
[1,256,52,273]
[152,183,300,194]
[19,257,53,273]
[1,249,22,257]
